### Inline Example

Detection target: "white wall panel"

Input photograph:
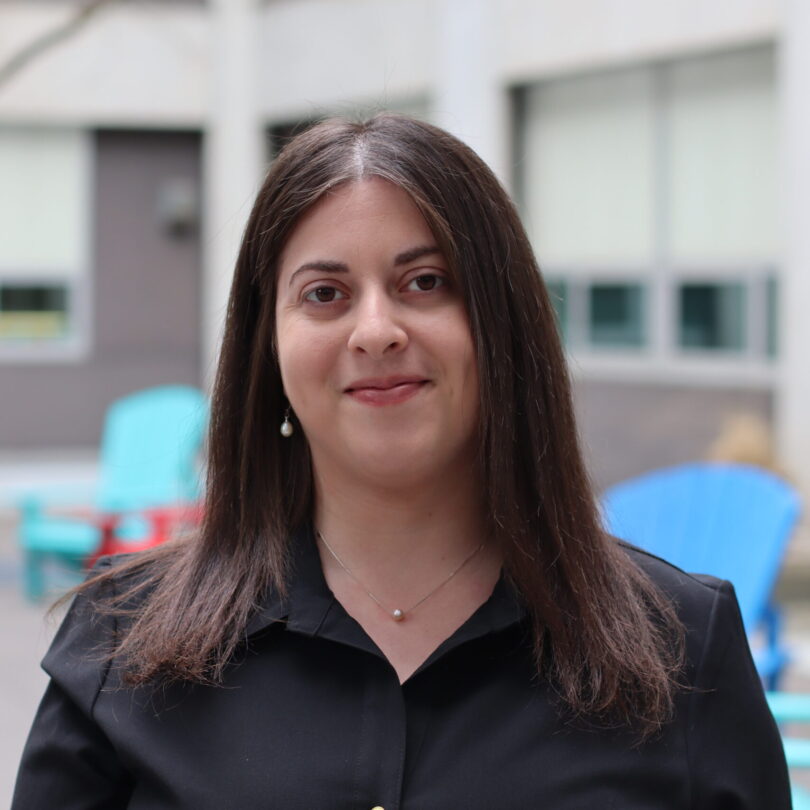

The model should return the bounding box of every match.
[524,68,655,267]
[666,48,777,264]
[0,128,88,276]
[259,0,433,121]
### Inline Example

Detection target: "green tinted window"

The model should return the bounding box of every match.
[766,276,778,357]
[678,282,745,350]
[0,284,69,340]
[588,283,644,347]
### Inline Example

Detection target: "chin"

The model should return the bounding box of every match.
[352,440,464,489]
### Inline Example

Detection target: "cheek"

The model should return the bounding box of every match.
[275,320,339,403]
[459,355,480,419]
[450,314,477,373]
[436,319,479,408]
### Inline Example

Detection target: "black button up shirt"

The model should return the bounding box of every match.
[13,529,791,809]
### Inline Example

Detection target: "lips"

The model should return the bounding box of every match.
[345,376,430,406]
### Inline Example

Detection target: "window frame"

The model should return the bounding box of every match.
[0,129,93,364]
[519,44,778,387]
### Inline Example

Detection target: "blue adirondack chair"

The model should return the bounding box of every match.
[767,692,810,809]
[602,463,801,689]
[18,385,208,600]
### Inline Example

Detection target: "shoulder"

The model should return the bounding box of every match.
[618,546,793,805]
[41,557,119,716]
[41,552,162,713]
[60,551,159,621]
[616,540,743,675]
[618,538,733,610]
[618,539,729,606]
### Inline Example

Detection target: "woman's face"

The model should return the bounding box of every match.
[274,177,479,489]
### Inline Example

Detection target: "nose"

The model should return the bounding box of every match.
[346,290,408,358]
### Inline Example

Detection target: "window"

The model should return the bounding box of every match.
[766,277,778,357]
[523,68,654,268]
[589,283,645,348]
[521,46,777,371]
[666,52,777,264]
[0,127,90,358]
[0,284,70,340]
[678,282,745,350]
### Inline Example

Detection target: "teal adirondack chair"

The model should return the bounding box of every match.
[19,385,208,600]
[767,692,810,809]
[602,463,801,689]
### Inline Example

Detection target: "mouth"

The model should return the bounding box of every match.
[345,377,430,406]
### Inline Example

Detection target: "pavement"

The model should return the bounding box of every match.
[0,454,809,804]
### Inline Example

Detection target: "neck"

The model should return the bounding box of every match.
[311,461,497,597]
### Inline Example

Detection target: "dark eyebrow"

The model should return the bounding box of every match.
[393,245,443,266]
[287,245,443,287]
[288,260,349,287]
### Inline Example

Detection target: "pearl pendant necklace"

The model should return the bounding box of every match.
[317,530,486,622]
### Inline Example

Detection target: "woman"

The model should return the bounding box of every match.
[13,114,790,808]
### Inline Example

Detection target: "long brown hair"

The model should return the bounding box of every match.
[70,113,683,737]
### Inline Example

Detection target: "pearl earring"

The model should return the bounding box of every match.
[280,407,294,438]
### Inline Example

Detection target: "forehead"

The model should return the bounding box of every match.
[278,178,436,268]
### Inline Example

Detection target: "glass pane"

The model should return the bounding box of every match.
[666,47,777,263]
[588,283,644,347]
[0,128,86,274]
[0,284,69,340]
[523,68,655,266]
[766,276,778,357]
[545,279,568,341]
[678,282,745,350]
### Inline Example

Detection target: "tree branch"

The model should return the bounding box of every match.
[0,0,118,91]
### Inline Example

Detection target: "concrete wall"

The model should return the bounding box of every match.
[257,0,778,121]
[575,379,773,491]
[0,130,202,447]
[497,0,777,82]
[0,0,779,127]
[258,0,434,122]
[0,2,208,126]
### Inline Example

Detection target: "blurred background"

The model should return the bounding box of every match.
[1,0,809,804]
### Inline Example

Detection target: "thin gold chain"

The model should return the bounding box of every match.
[316,530,486,622]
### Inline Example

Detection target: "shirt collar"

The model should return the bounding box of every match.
[245,524,526,663]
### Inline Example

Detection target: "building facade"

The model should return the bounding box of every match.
[0,0,807,496]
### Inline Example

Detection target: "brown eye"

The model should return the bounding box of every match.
[407,274,445,292]
[304,286,346,303]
